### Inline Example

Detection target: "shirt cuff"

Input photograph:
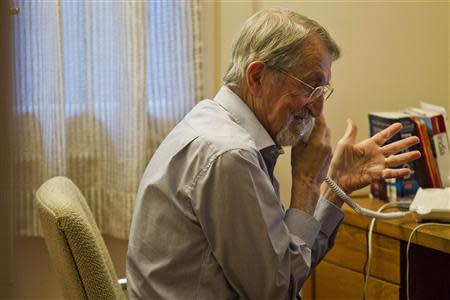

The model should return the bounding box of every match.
[313,197,345,237]
[284,208,321,248]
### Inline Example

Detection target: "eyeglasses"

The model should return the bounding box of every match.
[272,67,334,104]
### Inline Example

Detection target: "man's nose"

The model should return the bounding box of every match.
[306,97,324,117]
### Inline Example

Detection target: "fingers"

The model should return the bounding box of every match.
[382,168,412,179]
[315,114,326,125]
[313,114,327,133]
[308,114,329,141]
[385,150,421,167]
[382,136,420,156]
[371,122,402,146]
[338,119,357,145]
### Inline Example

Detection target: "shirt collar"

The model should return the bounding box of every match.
[214,86,283,153]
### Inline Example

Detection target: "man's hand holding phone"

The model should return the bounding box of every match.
[290,115,332,214]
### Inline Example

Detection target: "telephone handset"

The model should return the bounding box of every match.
[302,119,409,219]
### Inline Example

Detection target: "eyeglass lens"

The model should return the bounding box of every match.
[309,87,324,101]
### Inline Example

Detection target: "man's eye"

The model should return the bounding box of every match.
[291,89,309,97]
[308,82,319,88]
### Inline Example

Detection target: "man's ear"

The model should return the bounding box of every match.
[245,61,266,97]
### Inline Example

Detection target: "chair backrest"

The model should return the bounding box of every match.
[35,176,125,300]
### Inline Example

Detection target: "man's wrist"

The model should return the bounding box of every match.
[320,182,344,208]
[326,166,353,194]
[290,177,320,215]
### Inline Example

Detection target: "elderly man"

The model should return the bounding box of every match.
[127,9,420,299]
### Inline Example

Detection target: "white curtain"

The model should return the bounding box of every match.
[11,0,202,239]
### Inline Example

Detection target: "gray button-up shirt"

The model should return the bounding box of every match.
[127,86,344,299]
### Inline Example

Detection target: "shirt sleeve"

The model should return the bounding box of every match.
[185,148,343,300]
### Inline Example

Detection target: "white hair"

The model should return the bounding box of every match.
[223,9,340,89]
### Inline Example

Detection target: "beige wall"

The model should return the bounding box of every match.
[202,0,450,205]
[0,0,13,298]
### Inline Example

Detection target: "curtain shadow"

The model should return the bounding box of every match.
[12,112,45,236]
[66,111,115,230]
[66,112,113,188]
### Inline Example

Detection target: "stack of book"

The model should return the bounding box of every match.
[368,102,450,201]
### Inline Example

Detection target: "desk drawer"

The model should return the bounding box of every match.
[325,223,400,284]
[310,261,399,300]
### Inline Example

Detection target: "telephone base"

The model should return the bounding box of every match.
[410,188,450,223]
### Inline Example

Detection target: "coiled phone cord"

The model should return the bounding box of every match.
[325,176,411,219]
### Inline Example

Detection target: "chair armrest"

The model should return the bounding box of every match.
[118,278,127,290]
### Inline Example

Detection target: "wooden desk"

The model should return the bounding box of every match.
[303,197,450,300]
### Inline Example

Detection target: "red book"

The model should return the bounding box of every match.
[406,107,450,187]
[410,117,442,188]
